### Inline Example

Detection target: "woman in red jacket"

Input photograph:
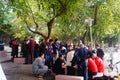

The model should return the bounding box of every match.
[92,54,104,76]
[87,58,98,80]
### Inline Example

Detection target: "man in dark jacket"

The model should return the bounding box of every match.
[72,44,89,80]
[95,44,104,60]
[53,54,66,75]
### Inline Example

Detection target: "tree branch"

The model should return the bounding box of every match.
[57,0,64,7]
[25,0,39,31]
[46,0,67,38]
[55,0,67,18]
[36,0,41,10]
[51,4,56,16]
[93,5,98,25]
[47,18,55,38]
[25,21,47,38]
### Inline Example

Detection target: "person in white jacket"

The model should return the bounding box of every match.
[65,44,75,75]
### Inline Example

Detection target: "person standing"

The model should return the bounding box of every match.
[88,45,95,58]
[66,44,75,75]
[34,41,39,59]
[21,37,29,64]
[52,38,60,62]
[28,36,35,64]
[11,38,19,61]
[72,44,89,80]
[95,44,104,60]
[47,39,54,69]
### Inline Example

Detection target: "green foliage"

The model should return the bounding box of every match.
[93,0,120,43]
[0,0,119,45]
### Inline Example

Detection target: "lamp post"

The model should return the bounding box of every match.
[85,17,94,49]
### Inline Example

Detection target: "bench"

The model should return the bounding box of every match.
[0,51,7,57]
[55,75,83,80]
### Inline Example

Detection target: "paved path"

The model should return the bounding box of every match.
[0,46,42,80]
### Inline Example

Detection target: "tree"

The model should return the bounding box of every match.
[77,0,120,45]
[8,0,83,40]
[92,0,120,45]
[4,0,120,46]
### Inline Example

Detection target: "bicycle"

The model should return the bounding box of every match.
[108,59,120,80]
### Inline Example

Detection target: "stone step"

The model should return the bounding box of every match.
[55,75,83,80]
[0,51,7,57]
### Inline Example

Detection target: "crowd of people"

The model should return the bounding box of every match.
[9,37,106,80]
[9,37,35,64]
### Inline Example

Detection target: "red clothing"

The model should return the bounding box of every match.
[88,58,98,73]
[12,40,19,49]
[94,57,104,73]
[29,38,35,50]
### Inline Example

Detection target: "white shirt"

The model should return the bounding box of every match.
[66,50,75,66]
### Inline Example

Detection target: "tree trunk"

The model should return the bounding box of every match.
[47,18,55,38]
[93,5,98,25]
[82,31,87,45]
[95,34,99,45]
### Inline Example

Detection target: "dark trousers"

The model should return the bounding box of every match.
[27,49,34,64]
[67,66,75,75]
[78,61,88,80]
[88,71,97,80]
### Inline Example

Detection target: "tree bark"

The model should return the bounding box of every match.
[25,21,47,39]
[47,18,55,38]
[93,5,98,25]
[95,34,99,45]
[82,31,87,45]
